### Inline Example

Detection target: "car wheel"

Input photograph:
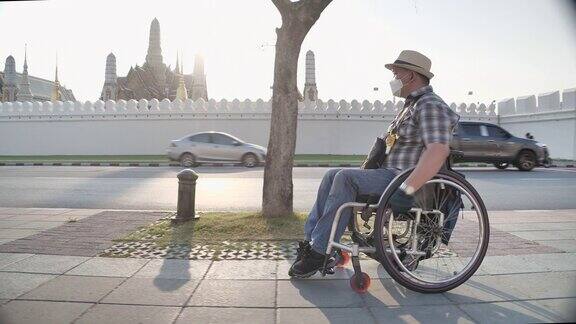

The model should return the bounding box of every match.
[180,153,197,167]
[493,162,509,170]
[242,153,258,168]
[516,151,536,171]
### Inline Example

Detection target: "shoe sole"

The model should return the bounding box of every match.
[288,249,338,278]
[289,269,318,279]
[289,257,336,279]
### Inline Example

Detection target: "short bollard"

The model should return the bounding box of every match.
[171,169,200,224]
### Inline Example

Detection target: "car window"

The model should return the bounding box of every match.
[461,124,482,137]
[189,133,211,143]
[479,125,489,137]
[212,134,236,145]
[486,125,509,138]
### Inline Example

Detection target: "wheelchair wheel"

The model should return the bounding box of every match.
[350,272,371,293]
[374,169,490,294]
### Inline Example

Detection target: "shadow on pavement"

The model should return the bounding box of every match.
[442,277,565,322]
[288,262,563,323]
[154,221,193,291]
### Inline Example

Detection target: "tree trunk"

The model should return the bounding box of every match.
[263,0,332,218]
[262,26,303,218]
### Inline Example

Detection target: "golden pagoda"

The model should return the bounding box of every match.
[51,57,61,101]
[175,53,188,101]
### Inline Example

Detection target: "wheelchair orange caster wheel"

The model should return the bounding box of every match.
[350,272,371,293]
[336,250,350,267]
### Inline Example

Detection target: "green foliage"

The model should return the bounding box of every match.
[117,212,309,248]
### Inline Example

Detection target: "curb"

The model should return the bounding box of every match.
[0,162,574,168]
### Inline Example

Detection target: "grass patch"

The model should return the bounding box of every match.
[117,212,308,249]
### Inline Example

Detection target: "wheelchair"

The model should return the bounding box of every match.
[321,153,490,294]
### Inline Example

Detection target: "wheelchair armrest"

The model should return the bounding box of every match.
[356,194,380,205]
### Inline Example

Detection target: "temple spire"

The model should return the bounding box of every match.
[176,75,188,101]
[51,54,61,101]
[175,51,188,101]
[174,51,180,74]
[2,56,18,102]
[100,52,118,101]
[55,53,59,82]
[144,18,166,93]
[23,44,28,74]
[303,50,318,101]
[17,44,33,101]
[191,54,208,100]
[145,18,163,66]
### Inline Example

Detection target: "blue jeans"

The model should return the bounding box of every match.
[304,168,399,254]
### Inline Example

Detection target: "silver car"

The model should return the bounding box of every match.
[166,132,267,167]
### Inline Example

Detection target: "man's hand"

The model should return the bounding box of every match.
[389,189,414,216]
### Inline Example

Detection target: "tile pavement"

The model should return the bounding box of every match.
[0,208,101,248]
[0,254,574,323]
[0,208,574,323]
[0,210,168,256]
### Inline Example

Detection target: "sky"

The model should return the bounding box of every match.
[0,0,575,105]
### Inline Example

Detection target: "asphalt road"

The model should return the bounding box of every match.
[0,166,575,212]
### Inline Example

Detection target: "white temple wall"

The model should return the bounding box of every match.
[0,114,397,155]
[0,88,574,159]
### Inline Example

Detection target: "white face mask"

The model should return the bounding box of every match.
[389,72,413,97]
[389,78,403,97]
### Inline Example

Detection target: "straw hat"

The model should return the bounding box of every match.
[385,50,434,80]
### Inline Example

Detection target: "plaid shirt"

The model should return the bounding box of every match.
[381,85,460,170]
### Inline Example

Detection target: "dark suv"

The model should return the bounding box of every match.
[451,122,550,171]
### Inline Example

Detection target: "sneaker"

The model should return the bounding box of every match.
[288,241,310,277]
[294,240,310,263]
[288,246,326,278]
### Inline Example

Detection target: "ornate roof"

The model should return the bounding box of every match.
[101,19,207,102]
[0,71,75,101]
[116,64,194,101]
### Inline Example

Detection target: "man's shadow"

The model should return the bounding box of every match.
[290,263,565,323]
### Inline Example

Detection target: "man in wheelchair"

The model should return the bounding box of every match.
[289,50,461,278]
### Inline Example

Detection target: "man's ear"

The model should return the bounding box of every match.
[402,72,415,85]
[409,72,418,84]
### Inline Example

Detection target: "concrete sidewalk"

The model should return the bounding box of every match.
[0,208,575,323]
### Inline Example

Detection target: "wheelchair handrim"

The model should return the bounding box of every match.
[386,178,486,285]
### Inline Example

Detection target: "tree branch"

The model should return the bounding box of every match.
[292,0,332,28]
[308,0,332,10]
[271,0,292,14]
